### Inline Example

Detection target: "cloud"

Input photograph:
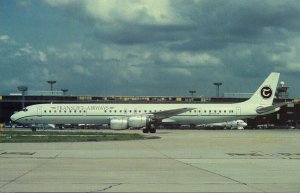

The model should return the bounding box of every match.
[160,52,222,67]
[2,0,300,97]
[42,0,191,45]
[14,43,48,63]
[0,34,10,42]
[269,37,300,73]
[0,78,23,89]
[44,0,183,25]
[72,64,92,76]
[0,37,51,92]
[38,51,47,63]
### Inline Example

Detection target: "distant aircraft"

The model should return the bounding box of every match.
[204,120,247,130]
[11,72,290,133]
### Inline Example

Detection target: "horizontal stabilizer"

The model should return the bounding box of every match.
[256,102,292,114]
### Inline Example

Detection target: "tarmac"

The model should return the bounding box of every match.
[1,129,300,192]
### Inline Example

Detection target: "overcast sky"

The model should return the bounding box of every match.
[1,0,300,97]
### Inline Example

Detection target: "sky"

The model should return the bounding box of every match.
[1,0,300,97]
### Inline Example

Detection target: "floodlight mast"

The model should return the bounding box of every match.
[47,80,56,91]
[17,86,28,109]
[189,90,196,101]
[213,82,222,97]
[61,89,68,96]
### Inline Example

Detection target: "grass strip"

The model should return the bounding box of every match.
[0,130,147,143]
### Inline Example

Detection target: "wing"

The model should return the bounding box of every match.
[151,108,195,120]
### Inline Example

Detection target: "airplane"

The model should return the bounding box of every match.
[11,72,290,133]
[203,120,247,130]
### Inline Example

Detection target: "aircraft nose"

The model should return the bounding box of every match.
[10,113,18,122]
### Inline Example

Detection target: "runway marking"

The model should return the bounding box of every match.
[0,143,72,191]
[138,140,259,190]
[94,183,122,192]
[278,152,300,156]
[0,158,50,190]
[175,159,247,185]
[174,159,270,193]
[227,151,300,159]
[0,151,35,156]
[227,152,263,156]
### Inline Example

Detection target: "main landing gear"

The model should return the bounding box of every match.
[142,124,157,133]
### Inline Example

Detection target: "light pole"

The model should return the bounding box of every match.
[47,80,56,95]
[213,82,222,97]
[189,90,196,101]
[47,80,56,91]
[17,86,28,109]
[61,89,68,96]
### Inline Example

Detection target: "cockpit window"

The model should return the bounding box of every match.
[22,108,28,112]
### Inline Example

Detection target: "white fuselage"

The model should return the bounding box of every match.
[10,72,282,132]
[11,102,257,125]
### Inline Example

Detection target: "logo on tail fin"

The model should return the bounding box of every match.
[260,86,272,99]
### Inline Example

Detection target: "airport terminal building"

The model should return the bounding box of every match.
[0,90,299,129]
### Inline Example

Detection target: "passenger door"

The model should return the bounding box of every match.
[37,106,42,117]
[236,106,241,116]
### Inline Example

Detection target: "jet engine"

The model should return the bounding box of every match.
[128,115,150,128]
[110,115,151,130]
[110,117,128,130]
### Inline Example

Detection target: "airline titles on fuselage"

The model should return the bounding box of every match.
[51,105,115,112]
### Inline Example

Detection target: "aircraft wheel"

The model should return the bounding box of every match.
[143,128,149,133]
[150,128,156,133]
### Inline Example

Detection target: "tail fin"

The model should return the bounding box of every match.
[244,72,280,106]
